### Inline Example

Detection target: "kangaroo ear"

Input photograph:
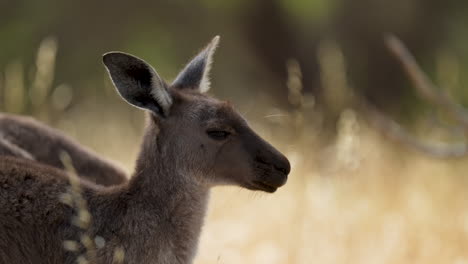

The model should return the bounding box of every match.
[172,36,220,93]
[103,52,172,117]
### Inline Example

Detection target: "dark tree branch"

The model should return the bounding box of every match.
[363,102,468,159]
[361,34,468,158]
[385,34,468,128]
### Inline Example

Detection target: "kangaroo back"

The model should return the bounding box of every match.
[0,113,127,186]
[0,156,82,264]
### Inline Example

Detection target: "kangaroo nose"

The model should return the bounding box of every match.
[274,155,291,175]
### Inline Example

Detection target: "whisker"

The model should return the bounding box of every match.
[264,114,288,118]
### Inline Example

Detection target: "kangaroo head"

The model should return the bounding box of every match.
[102,36,290,192]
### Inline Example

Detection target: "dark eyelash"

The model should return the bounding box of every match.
[206,130,231,140]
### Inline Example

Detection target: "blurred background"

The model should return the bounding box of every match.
[2,0,468,263]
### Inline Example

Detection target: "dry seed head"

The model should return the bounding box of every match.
[4,61,25,113]
[80,234,94,249]
[94,236,106,249]
[286,59,304,109]
[31,36,58,108]
[59,152,82,194]
[78,209,91,226]
[59,152,79,180]
[63,240,79,252]
[113,246,125,264]
[59,193,73,206]
[74,196,88,209]
[72,215,90,229]
[76,255,89,264]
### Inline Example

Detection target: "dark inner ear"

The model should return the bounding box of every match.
[103,52,173,117]
[126,67,152,89]
[132,90,165,115]
[121,67,166,115]
[125,67,165,114]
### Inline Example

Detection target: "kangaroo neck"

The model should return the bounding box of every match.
[128,120,208,202]
[107,121,210,263]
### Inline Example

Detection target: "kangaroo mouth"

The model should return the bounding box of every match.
[249,161,289,193]
[248,173,287,192]
[252,180,279,193]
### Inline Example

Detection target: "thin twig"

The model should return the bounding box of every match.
[363,102,468,158]
[384,34,468,128]
[354,34,468,158]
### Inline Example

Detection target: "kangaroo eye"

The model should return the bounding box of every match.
[207,130,231,140]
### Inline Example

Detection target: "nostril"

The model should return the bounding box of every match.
[274,166,288,174]
[256,155,291,175]
[274,158,291,175]
[255,156,269,165]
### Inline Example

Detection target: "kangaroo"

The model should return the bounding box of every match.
[0,36,290,264]
[0,114,128,186]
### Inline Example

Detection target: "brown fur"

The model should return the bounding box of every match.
[0,38,290,263]
[0,113,127,186]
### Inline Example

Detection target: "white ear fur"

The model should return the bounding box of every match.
[149,75,173,115]
[171,36,220,93]
[199,36,220,93]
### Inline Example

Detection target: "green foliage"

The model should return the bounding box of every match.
[200,0,249,11]
[278,0,336,24]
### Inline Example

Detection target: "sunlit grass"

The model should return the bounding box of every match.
[196,121,468,264]
[54,107,468,264]
[2,37,468,264]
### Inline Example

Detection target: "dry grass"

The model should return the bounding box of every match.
[198,127,468,264]
[47,100,468,264]
[3,37,468,264]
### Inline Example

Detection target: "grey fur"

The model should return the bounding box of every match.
[0,37,290,264]
[172,36,219,93]
[0,113,127,186]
